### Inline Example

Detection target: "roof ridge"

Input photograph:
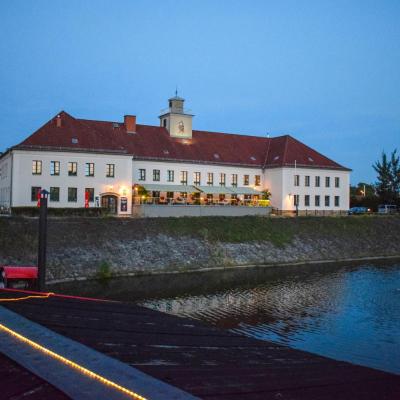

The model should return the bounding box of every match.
[261,139,272,170]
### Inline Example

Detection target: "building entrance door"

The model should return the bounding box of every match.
[101,195,118,214]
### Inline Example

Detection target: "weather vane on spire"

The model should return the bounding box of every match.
[175,86,178,97]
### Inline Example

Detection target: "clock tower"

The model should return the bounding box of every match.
[159,93,193,139]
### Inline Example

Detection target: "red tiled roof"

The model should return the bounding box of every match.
[16,111,349,170]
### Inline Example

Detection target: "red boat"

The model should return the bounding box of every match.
[0,265,38,289]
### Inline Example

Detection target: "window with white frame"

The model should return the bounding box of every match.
[68,162,77,176]
[334,196,340,207]
[315,176,320,187]
[232,174,238,187]
[243,175,249,185]
[106,164,115,177]
[220,173,226,186]
[305,176,310,187]
[139,169,146,181]
[325,195,330,206]
[180,171,188,185]
[325,177,330,187]
[153,169,160,181]
[194,172,201,185]
[294,175,300,186]
[335,177,340,188]
[167,170,174,182]
[50,161,60,176]
[255,175,261,186]
[32,160,42,175]
[315,195,320,207]
[207,172,214,186]
[85,163,94,177]
[305,195,310,207]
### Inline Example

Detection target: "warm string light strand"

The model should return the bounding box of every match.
[0,323,148,400]
[0,292,54,302]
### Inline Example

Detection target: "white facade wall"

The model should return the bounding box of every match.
[11,150,133,214]
[0,152,12,208]
[132,160,263,192]
[280,167,350,211]
[263,168,284,209]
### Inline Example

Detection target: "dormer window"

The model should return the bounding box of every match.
[250,156,256,161]
[72,138,78,144]
[214,153,220,159]
[273,156,279,161]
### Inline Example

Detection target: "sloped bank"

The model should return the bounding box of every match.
[0,215,399,283]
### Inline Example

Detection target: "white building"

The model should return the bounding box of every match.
[0,95,350,215]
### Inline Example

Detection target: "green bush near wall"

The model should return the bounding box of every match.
[11,207,110,217]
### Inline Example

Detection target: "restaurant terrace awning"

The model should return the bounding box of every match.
[194,186,234,194]
[137,184,200,193]
[230,187,262,195]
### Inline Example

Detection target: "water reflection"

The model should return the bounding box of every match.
[139,263,400,374]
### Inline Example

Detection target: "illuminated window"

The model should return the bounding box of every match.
[50,161,60,176]
[305,176,310,187]
[335,177,340,188]
[194,172,201,185]
[31,186,41,202]
[106,164,115,178]
[50,187,59,202]
[315,176,320,187]
[138,169,146,181]
[180,171,188,185]
[32,160,42,175]
[255,175,261,186]
[220,173,226,186]
[231,174,238,187]
[85,163,94,177]
[167,170,174,182]
[207,172,213,186]
[294,175,300,186]
[315,195,320,207]
[68,187,77,202]
[68,162,77,176]
[243,175,249,186]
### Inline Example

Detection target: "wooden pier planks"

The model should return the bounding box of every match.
[1,290,399,400]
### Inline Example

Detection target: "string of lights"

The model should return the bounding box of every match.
[0,292,54,302]
[0,323,148,400]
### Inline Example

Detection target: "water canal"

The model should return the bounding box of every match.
[55,261,400,375]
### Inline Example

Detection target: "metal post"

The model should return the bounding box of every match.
[37,189,49,291]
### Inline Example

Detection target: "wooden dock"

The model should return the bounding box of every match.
[1,289,399,399]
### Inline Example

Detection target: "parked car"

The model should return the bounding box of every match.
[348,207,370,215]
[378,204,398,214]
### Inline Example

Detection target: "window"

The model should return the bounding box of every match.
[325,177,330,188]
[305,195,310,207]
[50,187,60,202]
[220,173,226,186]
[85,163,94,177]
[194,172,201,185]
[325,195,330,207]
[305,176,310,187]
[315,195,320,207]
[335,177,340,188]
[68,162,77,176]
[50,161,60,176]
[180,171,188,185]
[167,191,174,199]
[85,188,94,202]
[139,169,146,181]
[32,160,42,175]
[68,187,77,202]
[243,175,249,186]
[334,196,340,207]
[315,176,320,187]
[153,169,160,181]
[207,173,214,186]
[106,164,115,178]
[294,194,300,206]
[255,175,261,186]
[163,119,167,128]
[167,170,174,182]
[232,174,238,187]
[31,186,41,202]
[294,175,300,186]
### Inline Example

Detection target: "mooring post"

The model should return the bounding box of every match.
[37,189,49,292]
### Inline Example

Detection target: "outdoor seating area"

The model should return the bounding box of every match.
[133,184,270,207]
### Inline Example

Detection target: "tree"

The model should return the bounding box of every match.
[373,150,400,203]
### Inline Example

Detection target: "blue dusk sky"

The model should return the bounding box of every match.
[0,0,399,184]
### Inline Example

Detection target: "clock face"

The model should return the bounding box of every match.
[178,121,185,133]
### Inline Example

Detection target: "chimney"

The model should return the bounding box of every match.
[124,115,136,133]
[56,114,62,128]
